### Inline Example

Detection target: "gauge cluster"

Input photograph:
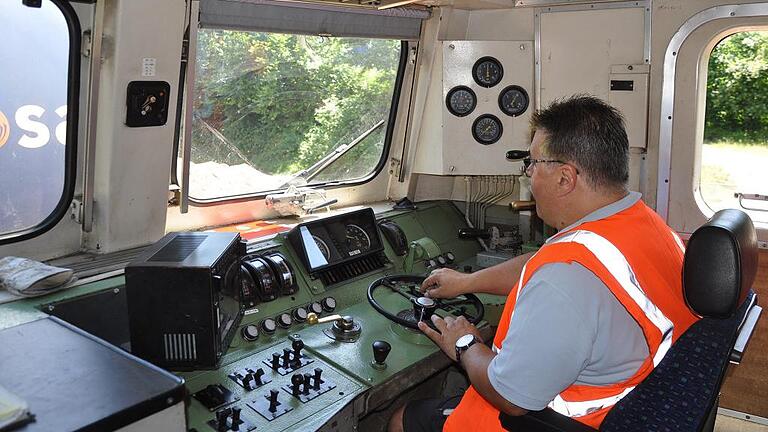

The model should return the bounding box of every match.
[287,208,384,277]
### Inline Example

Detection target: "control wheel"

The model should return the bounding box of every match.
[367,275,484,330]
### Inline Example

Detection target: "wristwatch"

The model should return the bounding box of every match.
[455,334,478,363]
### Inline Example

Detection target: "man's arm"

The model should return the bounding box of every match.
[421,251,534,298]
[418,316,528,416]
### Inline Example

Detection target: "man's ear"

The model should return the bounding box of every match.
[556,164,578,196]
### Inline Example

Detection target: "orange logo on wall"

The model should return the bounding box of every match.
[0,111,9,149]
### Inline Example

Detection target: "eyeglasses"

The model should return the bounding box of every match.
[522,157,567,177]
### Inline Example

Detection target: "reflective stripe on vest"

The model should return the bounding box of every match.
[541,230,675,418]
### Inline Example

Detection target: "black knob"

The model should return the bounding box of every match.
[303,373,312,395]
[321,297,337,312]
[216,408,230,432]
[277,313,292,329]
[446,252,456,263]
[232,407,241,425]
[309,302,323,315]
[271,352,281,370]
[292,339,304,356]
[313,368,323,390]
[293,307,308,322]
[261,318,277,334]
[268,389,280,413]
[436,255,447,266]
[291,373,304,396]
[372,340,392,364]
[242,373,254,390]
[253,368,265,385]
[241,324,259,341]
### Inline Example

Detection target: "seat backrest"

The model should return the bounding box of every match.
[684,209,758,318]
[600,209,758,432]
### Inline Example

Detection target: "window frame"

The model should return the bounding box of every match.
[183,37,409,207]
[0,0,81,245]
[657,4,768,248]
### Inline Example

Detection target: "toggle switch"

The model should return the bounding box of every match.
[302,373,312,395]
[312,368,323,390]
[271,352,281,370]
[253,368,265,386]
[268,389,280,413]
[282,348,292,369]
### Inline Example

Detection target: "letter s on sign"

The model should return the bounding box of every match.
[16,105,50,149]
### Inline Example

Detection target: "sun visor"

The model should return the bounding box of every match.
[199,0,429,39]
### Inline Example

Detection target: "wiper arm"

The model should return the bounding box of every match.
[278,119,385,188]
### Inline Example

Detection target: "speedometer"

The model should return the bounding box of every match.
[345,224,371,256]
[312,235,331,260]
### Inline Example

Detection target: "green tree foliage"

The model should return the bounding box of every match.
[706,32,768,143]
[193,30,400,176]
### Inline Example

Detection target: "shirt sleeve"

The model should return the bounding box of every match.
[486,262,599,411]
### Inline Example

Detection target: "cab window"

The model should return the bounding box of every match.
[0,0,79,244]
[701,31,768,222]
[187,31,403,201]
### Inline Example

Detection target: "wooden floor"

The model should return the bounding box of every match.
[716,415,768,432]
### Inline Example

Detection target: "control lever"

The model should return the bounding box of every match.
[268,389,280,413]
[458,228,491,239]
[291,339,305,362]
[216,408,231,432]
[306,313,343,325]
[290,373,304,396]
[371,340,392,370]
[231,407,241,431]
[312,368,323,390]
[271,352,281,370]
[506,150,529,160]
[302,373,312,395]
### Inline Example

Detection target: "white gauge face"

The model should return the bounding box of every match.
[312,235,331,260]
[345,224,371,256]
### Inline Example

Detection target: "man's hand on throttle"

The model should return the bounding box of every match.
[420,268,471,299]
[418,315,482,362]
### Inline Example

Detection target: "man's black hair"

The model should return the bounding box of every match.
[531,95,629,190]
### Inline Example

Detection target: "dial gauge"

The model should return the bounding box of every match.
[472,114,503,145]
[499,85,529,117]
[312,235,331,260]
[345,224,371,255]
[446,86,477,117]
[472,56,504,88]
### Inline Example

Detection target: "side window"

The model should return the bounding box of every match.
[701,31,768,222]
[0,0,79,243]
[187,31,403,201]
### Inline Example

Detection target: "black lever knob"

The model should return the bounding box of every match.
[292,339,304,356]
[312,368,323,390]
[271,352,281,370]
[303,373,313,395]
[242,372,254,390]
[282,348,292,368]
[253,368,265,385]
[231,407,241,430]
[216,408,231,432]
[506,149,530,160]
[268,389,280,413]
[290,373,304,396]
[372,340,392,365]
[458,228,491,239]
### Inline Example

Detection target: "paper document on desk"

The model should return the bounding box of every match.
[0,384,32,430]
[0,256,76,298]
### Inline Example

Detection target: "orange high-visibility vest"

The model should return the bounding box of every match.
[443,199,699,431]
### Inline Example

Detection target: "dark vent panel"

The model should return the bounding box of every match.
[317,254,386,286]
[149,235,206,262]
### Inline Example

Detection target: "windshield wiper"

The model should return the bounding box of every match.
[277,119,385,189]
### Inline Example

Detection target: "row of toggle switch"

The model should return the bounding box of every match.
[241,297,337,341]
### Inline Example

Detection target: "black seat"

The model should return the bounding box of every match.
[500,209,762,432]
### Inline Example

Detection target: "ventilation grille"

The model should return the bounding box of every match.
[317,254,385,286]
[163,333,198,362]
[149,235,206,262]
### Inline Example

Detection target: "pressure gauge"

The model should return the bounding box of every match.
[472,56,504,88]
[446,86,477,117]
[499,85,529,117]
[472,114,503,145]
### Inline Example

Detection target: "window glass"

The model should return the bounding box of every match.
[0,1,72,235]
[701,31,768,223]
[188,31,402,200]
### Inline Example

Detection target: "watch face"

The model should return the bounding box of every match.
[456,334,475,348]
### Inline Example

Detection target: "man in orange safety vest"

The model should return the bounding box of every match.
[389,95,698,432]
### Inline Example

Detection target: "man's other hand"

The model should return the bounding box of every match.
[420,268,471,299]
[418,315,482,362]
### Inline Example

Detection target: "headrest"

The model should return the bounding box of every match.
[683,209,758,318]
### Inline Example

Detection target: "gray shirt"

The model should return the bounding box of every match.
[486,192,649,411]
